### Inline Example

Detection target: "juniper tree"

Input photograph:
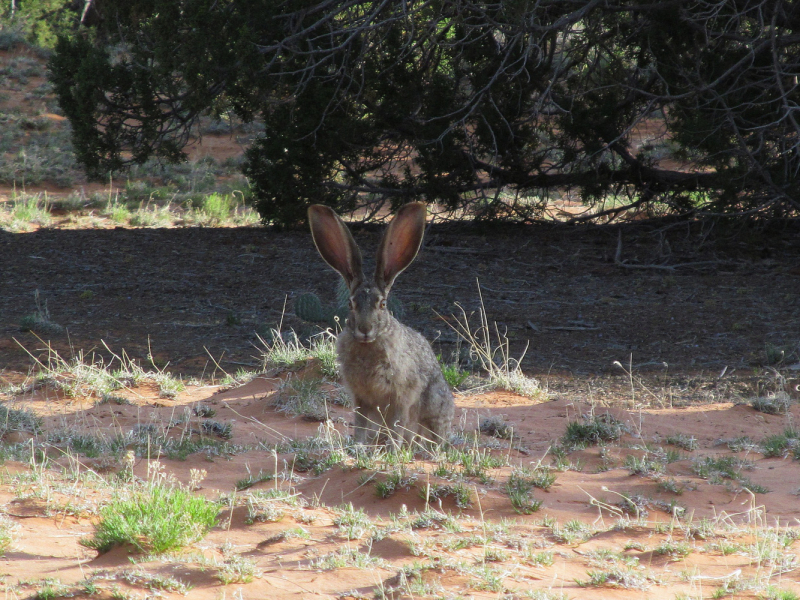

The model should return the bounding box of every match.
[48,0,800,225]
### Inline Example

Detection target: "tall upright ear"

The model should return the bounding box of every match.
[308,205,364,290]
[375,202,427,292]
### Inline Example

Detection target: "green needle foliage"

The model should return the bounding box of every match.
[48,1,800,225]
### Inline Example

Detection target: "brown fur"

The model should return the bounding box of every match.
[308,203,455,447]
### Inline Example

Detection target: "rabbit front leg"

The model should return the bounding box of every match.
[353,404,381,446]
[384,406,411,450]
[385,400,423,449]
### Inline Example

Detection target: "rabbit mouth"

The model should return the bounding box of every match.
[352,330,377,343]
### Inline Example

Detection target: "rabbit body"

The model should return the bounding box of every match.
[338,303,454,445]
[308,202,455,447]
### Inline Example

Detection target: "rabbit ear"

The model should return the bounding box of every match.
[308,205,364,290]
[375,202,427,293]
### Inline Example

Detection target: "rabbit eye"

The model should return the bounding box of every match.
[379,299,387,310]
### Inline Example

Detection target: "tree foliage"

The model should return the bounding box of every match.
[48,0,800,225]
[1,0,83,47]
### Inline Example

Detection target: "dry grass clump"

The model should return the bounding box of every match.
[444,283,545,400]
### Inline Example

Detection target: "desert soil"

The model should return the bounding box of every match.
[1,365,799,599]
[1,43,800,600]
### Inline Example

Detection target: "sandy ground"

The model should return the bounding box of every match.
[1,362,799,600]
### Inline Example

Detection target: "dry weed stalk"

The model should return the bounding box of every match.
[443,280,542,399]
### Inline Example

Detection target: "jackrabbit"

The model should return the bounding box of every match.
[308,202,455,448]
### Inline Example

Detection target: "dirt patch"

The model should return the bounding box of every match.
[2,221,800,403]
[1,367,799,599]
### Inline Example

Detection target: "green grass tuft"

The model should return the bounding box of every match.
[438,354,470,388]
[81,483,219,554]
[0,515,18,556]
[562,414,623,446]
[0,403,42,436]
[0,193,53,232]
